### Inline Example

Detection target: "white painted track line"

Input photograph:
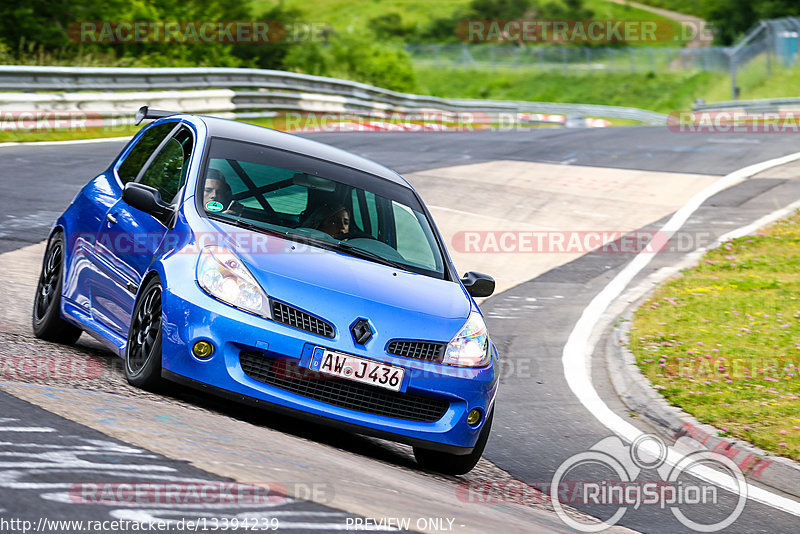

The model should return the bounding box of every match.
[562,151,800,516]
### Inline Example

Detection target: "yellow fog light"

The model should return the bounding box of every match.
[193,341,214,359]
[467,409,482,426]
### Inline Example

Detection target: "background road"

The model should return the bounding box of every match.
[2,126,800,532]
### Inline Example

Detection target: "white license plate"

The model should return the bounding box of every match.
[311,350,404,392]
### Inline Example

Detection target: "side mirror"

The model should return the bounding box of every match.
[122,182,173,225]
[461,271,495,298]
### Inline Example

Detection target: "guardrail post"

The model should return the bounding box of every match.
[765,23,773,76]
[729,49,739,100]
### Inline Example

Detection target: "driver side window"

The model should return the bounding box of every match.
[138,127,193,204]
[117,123,176,184]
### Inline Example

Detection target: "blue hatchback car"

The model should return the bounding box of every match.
[32,107,498,474]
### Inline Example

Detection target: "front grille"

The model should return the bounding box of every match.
[239,352,449,423]
[387,340,446,363]
[271,300,334,338]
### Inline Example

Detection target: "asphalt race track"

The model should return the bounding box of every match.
[2,126,800,532]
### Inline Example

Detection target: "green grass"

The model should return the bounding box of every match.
[630,0,707,19]
[0,124,141,143]
[413,57,800,113]
[255,0,688,46]
[251,0,467,34]
[629,212,800,460]
[581,0,691,47]
[414,66,719,112]
[700,58,800,102]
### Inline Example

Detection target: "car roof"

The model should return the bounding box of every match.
[182,115,412,188]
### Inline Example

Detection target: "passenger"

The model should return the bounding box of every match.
[304,203,350,238]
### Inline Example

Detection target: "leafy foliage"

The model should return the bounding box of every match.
[285,33,417,91]
[0,0,417,90]
[422,0,594,42]
[636,0,800,45]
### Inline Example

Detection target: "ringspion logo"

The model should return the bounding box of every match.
[550,434,747,532]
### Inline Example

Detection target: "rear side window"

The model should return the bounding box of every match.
[117,123,176,184]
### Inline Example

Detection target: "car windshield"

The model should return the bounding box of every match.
[198,138,446,278]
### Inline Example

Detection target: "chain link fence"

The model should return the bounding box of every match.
[726,17,800,99]
[407,43,731,73]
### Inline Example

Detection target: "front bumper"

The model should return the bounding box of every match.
[160,282,498,452]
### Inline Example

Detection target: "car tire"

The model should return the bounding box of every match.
[125,276,163,390]
[413,408,494,476]
[32,232,83,345]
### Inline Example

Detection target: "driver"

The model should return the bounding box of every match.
[203,169,243,215]
[303,203,350,238]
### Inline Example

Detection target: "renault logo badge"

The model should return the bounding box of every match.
[350,318,373,345]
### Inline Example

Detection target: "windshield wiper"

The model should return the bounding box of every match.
[283,231,407,270]
[332,241,408,271]
[213,222,408,271]
[209,215,283,238]
[282,230,337,248]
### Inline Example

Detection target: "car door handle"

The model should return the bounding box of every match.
[106,213,117,224]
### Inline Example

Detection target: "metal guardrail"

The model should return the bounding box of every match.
[514,101,668,124]
[693,97,800,112]
[0,65,668,125]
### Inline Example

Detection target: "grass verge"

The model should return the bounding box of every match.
[0,125,141,144]
[629,211,800,461]
[256,0,685,45]
[415,67,719,113]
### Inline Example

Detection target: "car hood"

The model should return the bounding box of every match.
[206,220,472,344]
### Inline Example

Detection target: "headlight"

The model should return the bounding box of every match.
[442,312,491,367]
[197,247,270,318]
